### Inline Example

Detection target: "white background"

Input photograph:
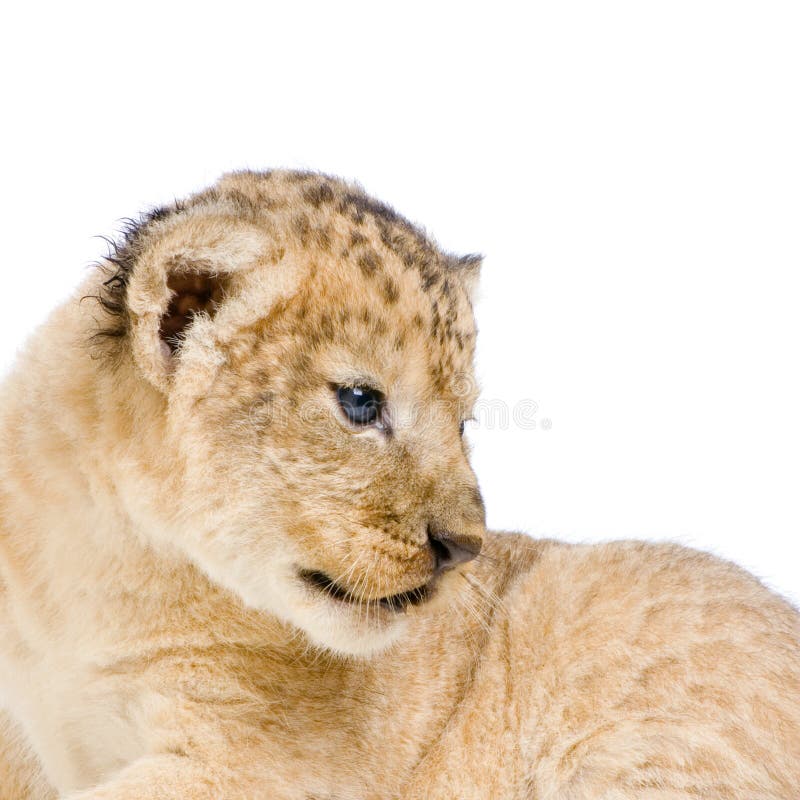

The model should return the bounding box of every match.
[1,2,798,604]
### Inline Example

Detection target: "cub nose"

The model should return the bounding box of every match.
[427,527,482,574]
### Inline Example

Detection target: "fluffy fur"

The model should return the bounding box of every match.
[0,171,797,799]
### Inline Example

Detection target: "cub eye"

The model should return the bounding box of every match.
[335,385,384,427]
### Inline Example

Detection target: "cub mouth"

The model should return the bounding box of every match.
[299,569,433,612]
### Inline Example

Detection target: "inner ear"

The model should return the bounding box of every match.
[159,270,227,352]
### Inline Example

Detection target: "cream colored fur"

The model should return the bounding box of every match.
[0,171,798,799]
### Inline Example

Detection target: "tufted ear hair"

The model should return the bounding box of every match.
[449,253,483,302]
[98,203,293,393]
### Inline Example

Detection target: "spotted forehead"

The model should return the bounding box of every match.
[215,171,478,363]
[213,170,476,297]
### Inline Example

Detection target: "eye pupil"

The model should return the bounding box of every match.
[336,385,383,427]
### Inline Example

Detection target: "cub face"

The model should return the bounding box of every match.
[98,171,485,655]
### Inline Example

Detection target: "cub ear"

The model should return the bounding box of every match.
[159,270,227,355]
[449,253,482,302]
[106,206,286,392]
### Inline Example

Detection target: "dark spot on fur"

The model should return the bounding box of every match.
[303,183,335,208]
[257,196,281,212]
[318,313,335,341]
[340,191,406,230]
[294,352,312,375]
[393,332,406,350]
[431,305,441,333]
[429,362,443,389]
[225,189,258,217]
[443,316,454,341]
[420,268,438,291]
[378,223,395,250]
[412,313,424,329]
[337,198,365,225]
[349,230,368,249]
[293,214,311,247]
[315,225,332,252]
[382,276,399,304]
[357,250,381,275]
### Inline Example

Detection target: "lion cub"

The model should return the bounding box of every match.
[0,171,797,799]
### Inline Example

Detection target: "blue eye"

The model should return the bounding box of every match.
[335,385,384,427]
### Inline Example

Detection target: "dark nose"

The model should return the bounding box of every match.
[428,527,482,574]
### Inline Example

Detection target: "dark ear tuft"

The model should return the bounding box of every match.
[89,204,182,347]
[160,271,228,352]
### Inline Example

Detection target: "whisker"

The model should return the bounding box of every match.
[472,550,502,567]
[458,573,507,629]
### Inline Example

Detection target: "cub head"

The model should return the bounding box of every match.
[94,170,485,656]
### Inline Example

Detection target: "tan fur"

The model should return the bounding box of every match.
[0,171,798,799]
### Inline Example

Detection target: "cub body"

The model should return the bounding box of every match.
[0,172,798,799]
